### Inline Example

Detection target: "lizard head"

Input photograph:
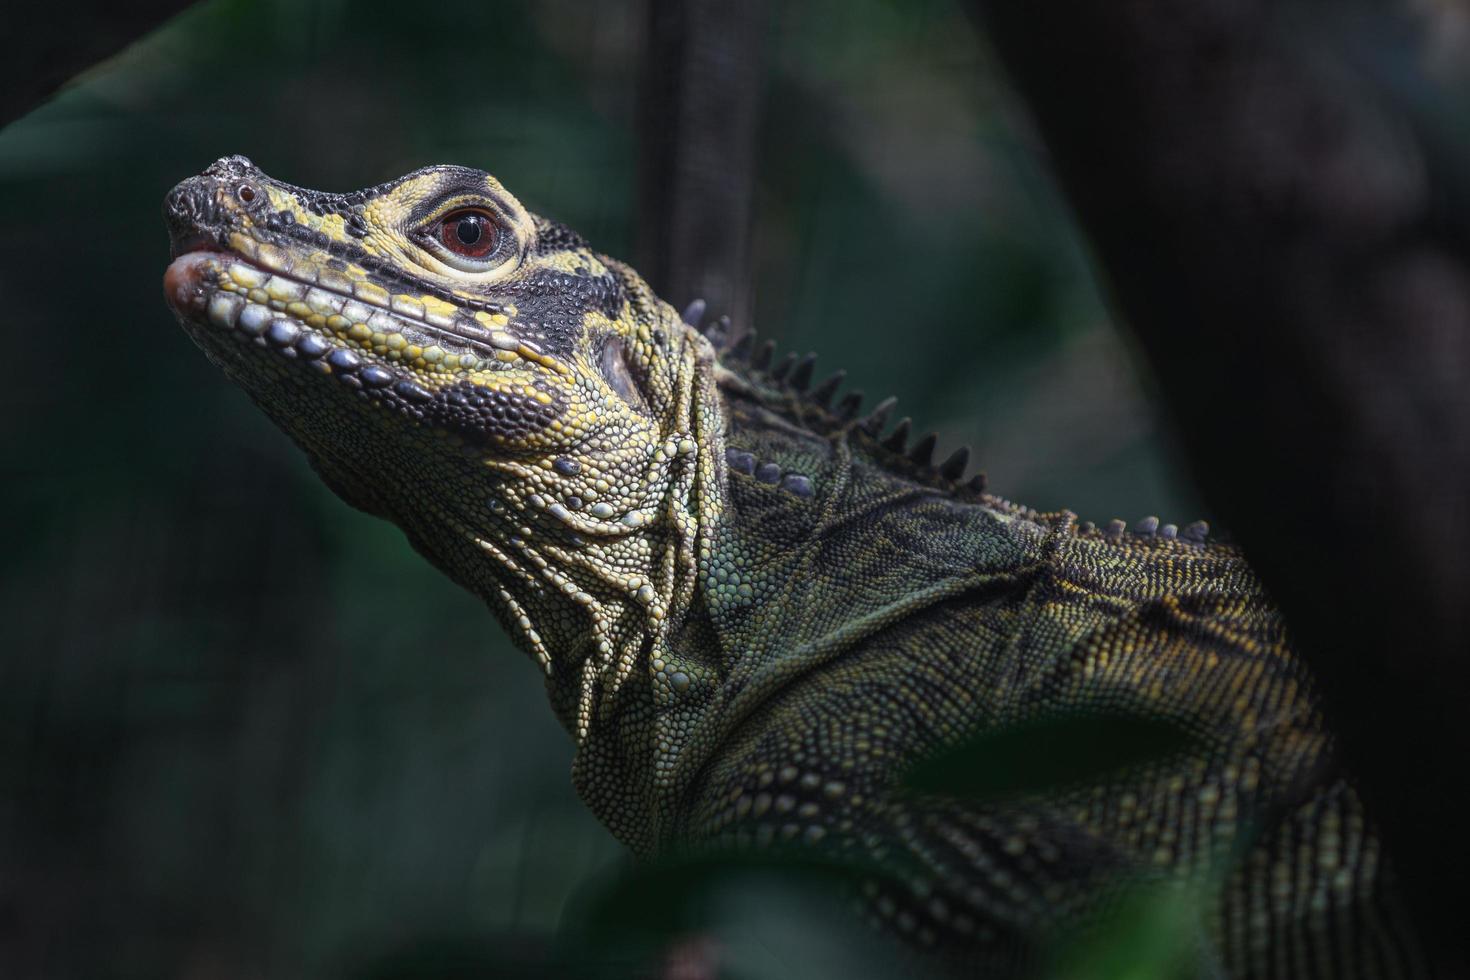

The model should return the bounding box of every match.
[164,155,690,488]
[164,156,725,727]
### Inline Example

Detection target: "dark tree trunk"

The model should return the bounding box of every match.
[636,0,765,329]
[967,1,1470,972]
[1,3,198,130]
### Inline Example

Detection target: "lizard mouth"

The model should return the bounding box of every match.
[163,245,563,394]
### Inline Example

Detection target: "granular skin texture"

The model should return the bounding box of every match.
[163,157,1424,978]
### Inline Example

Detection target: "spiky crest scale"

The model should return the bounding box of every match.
[683,297,1212,542]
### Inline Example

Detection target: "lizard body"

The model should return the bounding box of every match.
[163,157,1421,977]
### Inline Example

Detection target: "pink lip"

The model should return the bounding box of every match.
[163,250,227,315]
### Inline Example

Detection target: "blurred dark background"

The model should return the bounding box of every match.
[3,0,1466,977]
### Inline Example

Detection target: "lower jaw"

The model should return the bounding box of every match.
[165,250,538,372]
[165,250,444,398]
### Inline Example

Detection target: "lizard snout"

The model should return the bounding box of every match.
[164,157,264,258]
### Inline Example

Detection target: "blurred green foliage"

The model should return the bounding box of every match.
[901,713,1206,804]
[0,0,1203,976]
[1046,883,1214,980]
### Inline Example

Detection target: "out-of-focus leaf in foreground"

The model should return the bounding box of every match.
[562,849,905,979]
[902,710,1208,802]
[1045,882,1220,980]
[567,849,853,945]
[345,933,554,980]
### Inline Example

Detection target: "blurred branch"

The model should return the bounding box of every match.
[966,0,1470,969]
[636,0,765,328]
[1,3,197,130]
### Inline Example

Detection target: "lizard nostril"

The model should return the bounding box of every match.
[165,181,202,224]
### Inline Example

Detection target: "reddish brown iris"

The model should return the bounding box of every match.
[439,209,497,259]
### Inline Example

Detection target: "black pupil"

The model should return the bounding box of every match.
[455,216,483,246]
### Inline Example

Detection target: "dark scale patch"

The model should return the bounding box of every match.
[421,380,565,447]
[497,268,627,360]
[256,211,295,236]
[506,269,625,317]
[270,169,423,219]
[533,218,589,253]
[297,189,350,217]
[357,261,463,307]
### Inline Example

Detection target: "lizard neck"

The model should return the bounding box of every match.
[409,317,732,854]
[466,318,730,742]
[572,364,1049,854]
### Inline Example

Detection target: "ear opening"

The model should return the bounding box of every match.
[597,335,651,415]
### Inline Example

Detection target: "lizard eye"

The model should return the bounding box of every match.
[415,202,521,275]
[438,209,498,259]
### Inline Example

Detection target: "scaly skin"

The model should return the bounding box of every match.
[163,156,1421,977]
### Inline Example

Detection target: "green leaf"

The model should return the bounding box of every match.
[1046,882,1217,980]
[902,711,1206,802]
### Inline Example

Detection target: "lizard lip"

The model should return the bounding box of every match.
[162,248,558,396]
[163,249,445,398]
[168,231,220,261]
[163,246,563,376]
[163,250,224,314]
